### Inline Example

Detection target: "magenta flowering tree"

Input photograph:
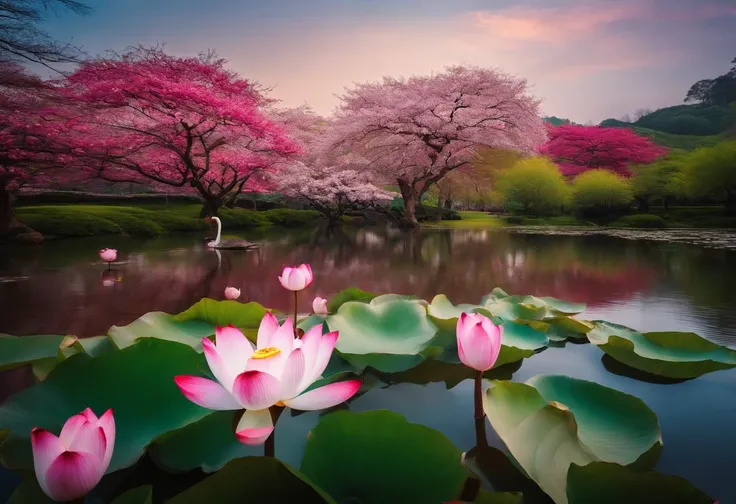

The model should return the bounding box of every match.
[321,66,548,225]
[59,46,300,215]
[541,124,667,177]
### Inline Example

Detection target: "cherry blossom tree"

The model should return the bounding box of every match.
[321,66,548,226]
[60,46,300,215]
[541,125,667,178]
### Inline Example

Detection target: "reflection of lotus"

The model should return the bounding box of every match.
[100,269,123,287]
[31,408,115,501]
[174,314,361,445]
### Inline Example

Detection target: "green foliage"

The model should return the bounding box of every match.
[261,208,321,227]
[300,410,467,504]
[631,152,688,206]
[683,141,736,206]
[635,104,736,135]
[571,170,633,214]
[17,206,124,236]
[491,157,570,214]
[609,214,667,228]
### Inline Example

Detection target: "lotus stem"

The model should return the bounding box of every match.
[473,370,488,447]
[293,291,299,338]
[264,405,285,457]
[107,262,111,270]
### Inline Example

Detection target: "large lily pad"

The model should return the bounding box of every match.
[111,485,154,504]
[175,299,268,329]
[427,294,489,321]
[31,335,117,381]
[0,334,65,371]
[587,321,736,378]
[483,375,662,504]
[108,312,215,350]
[0,339,210,472]
[385,359,523,390]
[481,289,586,321]
[324,298,443,373]
[300,410,467,504]
[168,456,336,504]
[326,287,378,312]
[566,462,714,504]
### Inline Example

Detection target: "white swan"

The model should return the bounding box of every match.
[205,216,259,250]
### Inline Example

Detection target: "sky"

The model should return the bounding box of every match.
[41,0,736,124]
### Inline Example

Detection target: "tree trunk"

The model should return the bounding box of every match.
[0,178,43,244]
[199,197,223,218]
[398,179,420,228]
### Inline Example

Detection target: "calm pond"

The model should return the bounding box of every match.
[1,226,735,502]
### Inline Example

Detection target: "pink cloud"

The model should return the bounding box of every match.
[471,0,736,43]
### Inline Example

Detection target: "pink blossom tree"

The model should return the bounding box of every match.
[321,66,548,226]
[60,46,300,215]
[541,124,667,177]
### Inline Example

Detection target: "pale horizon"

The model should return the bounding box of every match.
[40,0,736,123]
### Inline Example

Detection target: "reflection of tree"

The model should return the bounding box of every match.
[0,226,681,337]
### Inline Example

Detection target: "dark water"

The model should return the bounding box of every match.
[1,226,735,502]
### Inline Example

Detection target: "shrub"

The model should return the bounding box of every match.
[262,208,321,227]
[491,157,570,215]
[610,214,667,228]
[17,207,124,237]
[571,170,633,214]
[683,141,736,211]
[217,208,271,228]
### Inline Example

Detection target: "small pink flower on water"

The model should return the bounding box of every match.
[278,264,313,291]
[224,287,241,300]
[456,312,502,372]
[174,313,360,445]
[98,249,117,263]
[312,296,328,315]
[31,408,115,502]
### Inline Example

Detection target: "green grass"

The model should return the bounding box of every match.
[15,204,321,238]
[630,127,723,150]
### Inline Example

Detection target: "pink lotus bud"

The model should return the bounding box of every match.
[456,312,502,371]
[224,287,241,300]
[99,248,117,263]
[31,408,115,501]
[312,296,328,315]
[278,264,313,291]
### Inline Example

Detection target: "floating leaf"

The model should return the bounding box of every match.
[111,485,154,504]
[483,375,662,504]
[300,410,467,504]
[108,312,214,350]
[324,298,442,373]
[566,462,714,504]
[326,287,378,312]
[6,477,54,504]
[386,359,523,389]
[0,339,210,472]
[0,334,64,371]
[175,298,268,329]
[587,321,736,378]
[168,456,336,504]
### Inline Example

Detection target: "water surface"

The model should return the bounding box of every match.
[0,226,734,502]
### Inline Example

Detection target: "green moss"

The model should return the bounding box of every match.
[261,208,321,227]
[217,208,271,228]
[17,208,123,237]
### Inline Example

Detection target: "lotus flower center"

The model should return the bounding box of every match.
[252,347,281,359]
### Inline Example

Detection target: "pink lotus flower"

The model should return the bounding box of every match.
[31,408,115,502]
[224,287,241,300]
[312,296,328,315]
[175,313,361,445]
[457,312,502,371]
[99,248,117,263]
[278,264,313,291]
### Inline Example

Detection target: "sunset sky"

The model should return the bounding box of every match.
[43,0,736,123]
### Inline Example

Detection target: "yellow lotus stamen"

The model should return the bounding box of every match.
[275,401,286,407]
[252,347,281,359]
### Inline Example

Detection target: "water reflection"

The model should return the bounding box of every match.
[1,227,735,346]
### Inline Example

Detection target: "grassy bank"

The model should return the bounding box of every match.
[421,208,736,230]
[15,204,321,238]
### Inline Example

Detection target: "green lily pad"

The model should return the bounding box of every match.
[175,299,268,329]
[31,335,117,381]
[0,334,65,371]
[168,456,336,504]
[108,312,215,350]
[324,298,442,373]
[326,287,378,312]
[480,289,586,321]
[483,375,662,504]
[537,297,586,316]
[427,294,489,320]
[149,410,260,473]
[587,321,736,378]
[111,485,154,504]
[386,359,523,389]
[6,477,54,504]
[566,462,714,504]
[0,339,210,473]
[300,410,467,504]
[369,293,426,305]
[471,489,525,503]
